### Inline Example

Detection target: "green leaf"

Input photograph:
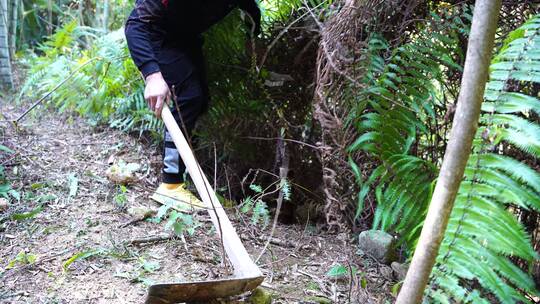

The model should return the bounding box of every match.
[326,264,348,277]
[63,250,103,271]
[0,145,14,154]
[252,200,270,227]
[240,196,254,213]
[392,282,402,296]
[8,189,20,201]
[139,258,161,273]
[12,206,44,221]
[280,178,291,201]
[30,183,45,190]
[249,184,263,193]
[6,251,38,269]
[360,276,367,289]
[153,202,173,223]
[349,157,362,186]
[67,173,78,197]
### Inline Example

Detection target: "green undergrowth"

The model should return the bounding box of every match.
[0,144,16,202]
[348,8,540,302]
[18,20,157,138]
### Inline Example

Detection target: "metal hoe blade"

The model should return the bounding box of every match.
[146,276,264,303]
[146,107,264,303]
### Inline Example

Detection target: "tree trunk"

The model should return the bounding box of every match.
[0,0,13,88]
[8,0,18,57]
[18,0,24,47]
[47,0,52,35]
[78,0,85,26]
[395,0,502,303]
[102,0,109,33]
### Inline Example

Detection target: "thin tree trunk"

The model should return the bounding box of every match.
[395,0,502,303]
[89,1,98,28]
[18,0,24,47]
[8,0,18,57]
[0,0,13,88]
[47,0,52,35]
[6,0,10,51]
[102,0,109,33]
[0,0,6,31]
[77,0,85,26]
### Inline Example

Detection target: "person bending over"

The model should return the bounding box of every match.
[125,0,261,208]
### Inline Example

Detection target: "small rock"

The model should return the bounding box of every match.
[249,287,272,304]
[0,198,8,212]
[358,230,397,264]
[391,262,409,281]
[127,206,156,220]
[380,265,393,280]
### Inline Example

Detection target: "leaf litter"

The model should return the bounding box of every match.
[0,101,395,303]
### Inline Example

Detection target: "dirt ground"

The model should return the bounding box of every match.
[0,99,395,303]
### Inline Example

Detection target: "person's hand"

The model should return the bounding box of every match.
[144,72,170,119]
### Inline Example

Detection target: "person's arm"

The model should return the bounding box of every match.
[125,0,170,118]
[125,0,167,77]
[238,0,261,36]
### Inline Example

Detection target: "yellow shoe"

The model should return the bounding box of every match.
[150,183,205,212]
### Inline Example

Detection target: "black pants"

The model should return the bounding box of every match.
[158,42,209,184]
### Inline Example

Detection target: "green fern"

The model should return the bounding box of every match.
[0,145,13,199]
[348,7,540,303]
[427,15,540,303]
[18,22,159,137]
[349,9,466,245]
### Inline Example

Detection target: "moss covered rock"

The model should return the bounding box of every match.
[249,287,272,304]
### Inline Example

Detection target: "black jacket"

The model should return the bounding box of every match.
[125,0,261,78]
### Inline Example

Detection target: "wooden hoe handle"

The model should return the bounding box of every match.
[161,106,262,278]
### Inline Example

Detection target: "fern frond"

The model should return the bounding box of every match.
[350,10,463,246]
[428,13,540,303]
[482,92,540,115]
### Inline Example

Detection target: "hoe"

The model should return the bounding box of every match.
[145,106,264,303]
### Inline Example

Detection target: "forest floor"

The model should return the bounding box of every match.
[0,98,395,303]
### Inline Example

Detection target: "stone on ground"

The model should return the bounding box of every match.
[391,262,409,281]
[358,230,397,264]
